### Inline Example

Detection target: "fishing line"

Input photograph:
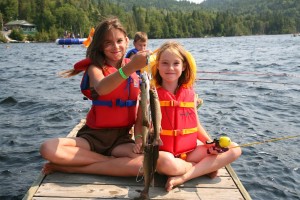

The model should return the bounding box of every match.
[230,134,300,149]
[196,78,300,86]
[197,70,300,78]
[136,166,144,183]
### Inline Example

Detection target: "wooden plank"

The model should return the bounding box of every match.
[35,183,134,198]
[33,198,119,200]
[23,120,86,200]
[34,182,244,200]
[226,164,252,200]
[42,168,232,191]
[24,119,251,200]
[33,198,118,200]
[43,167,228,185]
[22,173,46,200]
[182,176,238,189]
[197,188,244,200]
[43,173,144,186]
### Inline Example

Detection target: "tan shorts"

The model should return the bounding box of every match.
[77,125,134,156]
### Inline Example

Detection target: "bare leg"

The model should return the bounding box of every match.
[40,137,111,166]
[40,137,144,176]
[165,144,241,191]
[111,143,140,158]
[156,151,194,176]
[43,155,144,176]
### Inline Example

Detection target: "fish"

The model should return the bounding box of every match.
[136,136,159,200]
[149,88,163,146]
[135,73,162,200]
[140,73,150,149]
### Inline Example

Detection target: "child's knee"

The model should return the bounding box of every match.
[157,158,181,175]
[40,139,59,161]
[229,142,242,159]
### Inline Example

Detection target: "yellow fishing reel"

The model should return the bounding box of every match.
[206,136,231,153]
[218,136,231,148]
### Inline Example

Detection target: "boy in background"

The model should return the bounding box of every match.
[125,32,148,59]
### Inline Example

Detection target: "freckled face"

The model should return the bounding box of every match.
[157,50,185,85]
[103,28,128,66]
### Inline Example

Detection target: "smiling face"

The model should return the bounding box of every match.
[157,49,186,87]
[103,28,128,67]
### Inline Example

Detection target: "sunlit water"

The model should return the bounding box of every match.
[1,35,299,199]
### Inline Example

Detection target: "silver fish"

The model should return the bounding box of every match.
[140,73,150,149]
[135,74,162,200]
[136,136,159,200]
[149,88,163,146]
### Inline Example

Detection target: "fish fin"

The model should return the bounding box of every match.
[158,138,163,146]
[153,138,163,146]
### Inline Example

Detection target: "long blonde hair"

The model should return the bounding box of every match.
[60,16,127,78]
[151,41,196,88]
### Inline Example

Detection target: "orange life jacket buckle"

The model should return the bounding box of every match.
[180,153,187,160]
[171,100,179,107]
[173,130,183,136]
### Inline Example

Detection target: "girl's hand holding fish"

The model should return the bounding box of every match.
[133,137,143,154]
[129,50,152,71]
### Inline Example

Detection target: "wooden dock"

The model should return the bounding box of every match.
[23,119,252,200]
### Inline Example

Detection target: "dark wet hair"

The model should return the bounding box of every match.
[60,16,127,78]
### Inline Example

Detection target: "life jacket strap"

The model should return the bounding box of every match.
[92,99,137,107]
[92,100,113,107]
[159,100,194,108]
[116,99,137,107]
[160,127,198,136]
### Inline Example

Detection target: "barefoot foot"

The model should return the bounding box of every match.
[165,176,185,192]
[207,170,219,179]
[42,162,55,175]
[165,176,175,192]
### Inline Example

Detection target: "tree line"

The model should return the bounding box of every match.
[0,0,299,42]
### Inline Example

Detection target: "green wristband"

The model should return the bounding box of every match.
[135,134,142,139]
[118,67,128,79]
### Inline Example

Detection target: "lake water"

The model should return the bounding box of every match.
[1,35,299,199]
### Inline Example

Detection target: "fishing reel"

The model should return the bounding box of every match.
[206,136,231,154]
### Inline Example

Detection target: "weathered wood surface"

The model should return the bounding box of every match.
[23,119,252,200]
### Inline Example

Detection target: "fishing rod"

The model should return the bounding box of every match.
[233,134,300,148]
[196,78,300,86]
[208,134,300,153]
[197,70,300,78]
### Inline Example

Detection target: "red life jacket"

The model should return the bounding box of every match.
[157,86,198,156]
[74,58,140,129]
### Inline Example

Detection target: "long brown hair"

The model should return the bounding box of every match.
[60,16,127,78]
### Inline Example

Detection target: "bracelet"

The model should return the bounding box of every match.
[135,134,143,139]
[118,67,128,79]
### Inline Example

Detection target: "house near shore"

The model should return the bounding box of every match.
[5,20,36,34]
